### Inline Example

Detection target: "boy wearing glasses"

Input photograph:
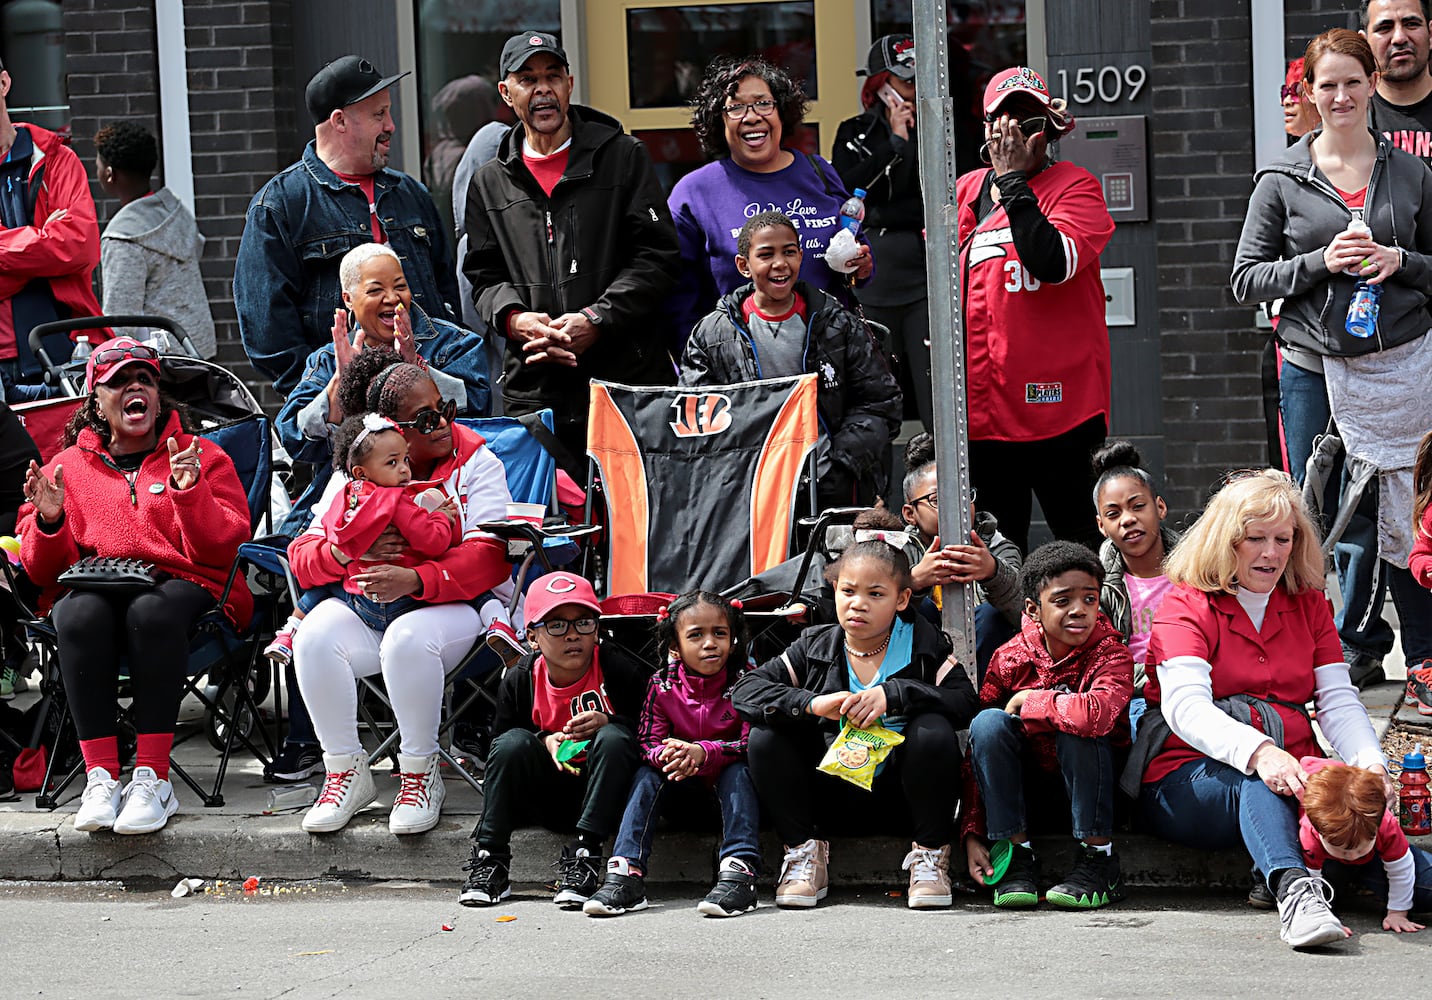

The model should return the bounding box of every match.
[460,571,646,908]
[900,434,1022,679]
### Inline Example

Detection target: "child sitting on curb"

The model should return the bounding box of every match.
[963,541,1134,910]
[459,572,647,909]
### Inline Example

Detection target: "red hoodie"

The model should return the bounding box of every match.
[0,123,102,354]
[17,410,253,627]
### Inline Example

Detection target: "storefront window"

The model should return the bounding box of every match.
[0,0,70,137]
[625,2,816,109]
[413,0,561,234]
[873,0,1027,173]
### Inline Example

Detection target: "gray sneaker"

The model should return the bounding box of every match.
[1277,875,1347,949]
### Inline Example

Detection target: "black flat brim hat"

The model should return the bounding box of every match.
[859,34,915,81]
[306,55,410,125]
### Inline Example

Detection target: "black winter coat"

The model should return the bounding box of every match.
[732,617,975,747]
[679,281,902,496]
[462,106,681,420]
[831,108,924,233]
[492,642,653,738]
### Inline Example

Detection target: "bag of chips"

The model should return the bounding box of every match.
[817,720,905,790]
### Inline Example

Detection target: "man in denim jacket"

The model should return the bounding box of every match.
[235,56,462,396]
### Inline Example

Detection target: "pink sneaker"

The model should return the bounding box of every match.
[264,628,294,666]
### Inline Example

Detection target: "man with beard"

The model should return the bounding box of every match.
[462,31,679,469]
[1364,0,1432,162]
[236,56,460,396]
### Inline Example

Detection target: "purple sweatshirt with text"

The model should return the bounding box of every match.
[637,660,749,779]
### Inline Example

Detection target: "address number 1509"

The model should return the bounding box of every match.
[1056,65,1147,105]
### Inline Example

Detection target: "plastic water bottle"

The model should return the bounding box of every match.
[838,188,867,235]
[264,783,318,814]
[1399,745,1430,836]
[1346,280,1381,339]
[71,335,92,361]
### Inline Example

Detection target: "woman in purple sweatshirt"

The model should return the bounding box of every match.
[583,591,761,918]
[667,55,873,346]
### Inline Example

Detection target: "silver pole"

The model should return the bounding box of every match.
[912,0,977,680]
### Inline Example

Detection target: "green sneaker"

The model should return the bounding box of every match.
[1045,843,1125,910]
[988,841,1039,908]
[0,666,14,700]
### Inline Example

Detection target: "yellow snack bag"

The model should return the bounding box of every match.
[817,720,905,790]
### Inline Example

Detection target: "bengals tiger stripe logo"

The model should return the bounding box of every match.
[669,393,733,437]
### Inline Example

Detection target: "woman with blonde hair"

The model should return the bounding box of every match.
[1123,470,1391,950]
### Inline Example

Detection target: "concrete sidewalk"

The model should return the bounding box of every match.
[1,652,1427,889]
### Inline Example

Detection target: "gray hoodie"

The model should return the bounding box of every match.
[1231,129,1432,360]
[100,188,217,358]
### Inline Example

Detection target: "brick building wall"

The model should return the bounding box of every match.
[1148,0,1264,517]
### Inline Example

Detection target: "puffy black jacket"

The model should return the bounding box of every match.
[462,107,681,419]
[679,281,902,498]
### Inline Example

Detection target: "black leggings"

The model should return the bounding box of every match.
[51,579,215,739]
[747,712,962,848]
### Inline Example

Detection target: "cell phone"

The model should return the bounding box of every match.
[877,82,906,110]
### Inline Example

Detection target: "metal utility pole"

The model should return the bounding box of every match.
[912,0,977,680]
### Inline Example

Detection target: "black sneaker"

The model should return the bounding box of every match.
[1344,648,1386,690]
[991,842,1039,908]
[582,872,648,916]
[264,742,324,784]
[697,859,759,917]
[552,846,602,908]
[1249,867,1275,910]
[458,845,511,907]
[1046,843,1125,910]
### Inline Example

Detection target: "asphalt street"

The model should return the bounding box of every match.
[2,880,1427,999]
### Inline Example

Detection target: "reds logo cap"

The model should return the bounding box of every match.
[500,30,569,76]
[524,571,601,627]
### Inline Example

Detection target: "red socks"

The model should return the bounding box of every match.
[79,737,120,777]
[135,733,173,780]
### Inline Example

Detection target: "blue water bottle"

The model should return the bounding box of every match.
[838,188,867,235]
[1346,280,1381,339]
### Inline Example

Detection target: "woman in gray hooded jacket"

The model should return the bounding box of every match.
[95,123,216,358]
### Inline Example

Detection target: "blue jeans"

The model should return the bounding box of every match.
[967,708,1115,841]
[1278,360,1330,487]
[1138,757,1303,878]
[1128,697,1147,741]
[1334,476,1432,663]
[1323,845,1432,911]
[610,762,762,873]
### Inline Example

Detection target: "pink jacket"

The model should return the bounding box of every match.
[637,660,748,778]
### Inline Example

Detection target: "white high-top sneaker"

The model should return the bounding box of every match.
[74,766,122,832]
[301,753,377,833]
[389,752,445,835]
[112,766,179,835]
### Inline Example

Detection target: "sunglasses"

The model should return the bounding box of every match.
[92,343,161,368]
[1281,85,1302,101]
[395,398,456,434]
[532,616,598,637]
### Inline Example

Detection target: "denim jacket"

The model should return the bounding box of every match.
[235,142,462,396]
[275,302,490,534]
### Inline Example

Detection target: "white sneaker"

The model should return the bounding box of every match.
[301,753,377,834]
[389,752,445,835]
[73,767,122,832]
[1278,874,1349,949]
[112,767,179,834]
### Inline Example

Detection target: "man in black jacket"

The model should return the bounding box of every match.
[462,31,680,469]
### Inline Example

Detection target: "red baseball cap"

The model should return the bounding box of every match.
[524,571,601,626]
[86,336,162,391]
[982,66,1074,134]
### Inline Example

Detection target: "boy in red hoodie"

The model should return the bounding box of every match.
[962,541,1134,910]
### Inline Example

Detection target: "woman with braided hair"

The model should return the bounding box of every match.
[286,349,513,836]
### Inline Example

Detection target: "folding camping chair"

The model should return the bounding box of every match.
[584,375,822,665]
[9,413,278,809]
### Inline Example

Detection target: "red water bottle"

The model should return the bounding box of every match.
[1399,746,1430,836]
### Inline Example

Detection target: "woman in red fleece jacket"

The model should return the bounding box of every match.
[18,338,252,836]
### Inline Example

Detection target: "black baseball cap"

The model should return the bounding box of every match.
[306,55,410,125]
[500,30,569,76]
[859,35,915,80]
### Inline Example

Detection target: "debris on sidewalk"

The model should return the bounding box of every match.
[171,878,205,898]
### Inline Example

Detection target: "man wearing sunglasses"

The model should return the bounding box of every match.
[1364,0,1432,166]
[0,55,103,403]
[954,66,1115,554]
[236,55,461,397]
[462,31,681,472]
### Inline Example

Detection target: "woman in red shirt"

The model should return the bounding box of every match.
[1129,470,1390,950]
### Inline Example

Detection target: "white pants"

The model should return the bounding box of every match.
[293,598,481,757]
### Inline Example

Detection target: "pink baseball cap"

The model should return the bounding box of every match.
[982,66,1074,133]
[86,336,162,391]
[524,571,601,626]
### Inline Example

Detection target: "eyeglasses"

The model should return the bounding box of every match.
[92,343,161,368]
[723,99,777,120]
[907,487,977,510]
[1280,85,1301,102]
[532,617,598,637]
[395,398,456,435]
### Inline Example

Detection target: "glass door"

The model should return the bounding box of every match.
[583,0,861,191]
